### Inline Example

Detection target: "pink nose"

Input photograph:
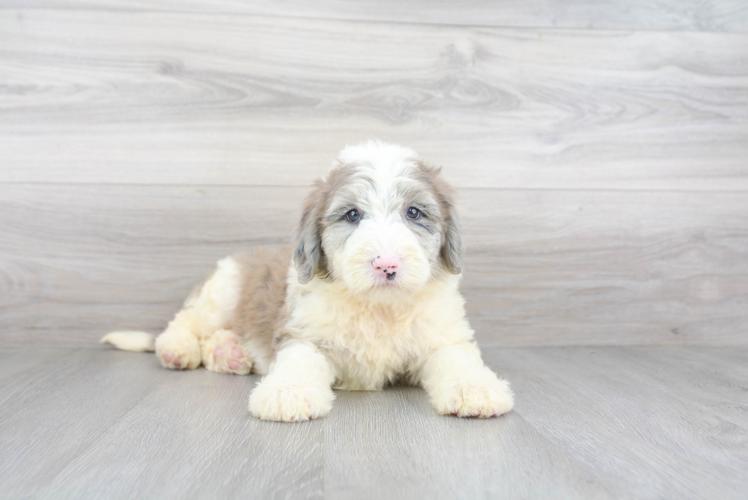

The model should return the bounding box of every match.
[372,253,400,281]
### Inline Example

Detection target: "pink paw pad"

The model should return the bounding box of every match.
[211,337,250,374]
[159,351,184,369]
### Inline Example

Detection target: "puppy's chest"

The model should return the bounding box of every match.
[295,302,437,390]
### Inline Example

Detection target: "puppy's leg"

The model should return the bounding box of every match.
[155,256,244,371]
[420,342,514,418]
[248,340,335,422]
[201,329,253,375]
[155,310,202,370]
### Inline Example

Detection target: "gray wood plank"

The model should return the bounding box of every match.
[0,348,75,384]
[486,347,748,498]
[0,349,324,500]
[1,10,747,191]
[0,349,163,497]
[0,348,84,404]
[4,0,748,32]
[2,184,746,347]
[325,388,616,499]
[1,347,746,498]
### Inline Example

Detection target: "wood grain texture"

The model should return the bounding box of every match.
[487,347,748,499]
[1,184,746,347]
[0,346,746,498]
[325,388,616,499]
[1,10,747,190]
[4,0,748,33]
[1,6,746,349]
[0,349,323,499]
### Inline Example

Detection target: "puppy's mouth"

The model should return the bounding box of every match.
[372,271,398,286]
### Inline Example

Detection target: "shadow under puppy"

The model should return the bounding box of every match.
[102,140,514,422]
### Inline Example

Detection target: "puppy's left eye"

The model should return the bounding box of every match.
[406,207,421,220]
[346,209,361,223]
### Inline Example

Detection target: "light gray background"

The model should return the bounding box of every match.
[2,1,747,348]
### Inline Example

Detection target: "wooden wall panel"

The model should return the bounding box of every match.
[4,1,748,32]
[2,184,745,347]
[1,8,746,347]
[1,10,747,190]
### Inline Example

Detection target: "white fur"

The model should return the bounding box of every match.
[285,265,471,390]
[420,343,514,418]
[337,140,418,174]
[104,141,514,423]
[324,142,439,298]
[103,256,249,372]
[249,340,335,422]
[100,331,155,352]
[250,141,514,421]
[153,256,245,370]
[201,329,253,375]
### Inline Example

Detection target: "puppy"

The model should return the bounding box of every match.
[102,140,514,422]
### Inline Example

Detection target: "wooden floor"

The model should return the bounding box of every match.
[0,346,746,499]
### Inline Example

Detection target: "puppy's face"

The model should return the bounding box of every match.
[294,142,463,300]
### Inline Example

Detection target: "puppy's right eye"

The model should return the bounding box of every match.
[345,209,361,223]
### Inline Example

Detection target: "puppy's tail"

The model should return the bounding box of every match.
[100,331,156,352]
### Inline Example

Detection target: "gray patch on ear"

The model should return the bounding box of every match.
[414,159,464,275]
[293,187,324,284]
[441,206,464,274]
[293,164,362,284]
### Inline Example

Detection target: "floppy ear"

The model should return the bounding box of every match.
[293,182,325,284]
[416,160,464,275]
[440,198,464,274]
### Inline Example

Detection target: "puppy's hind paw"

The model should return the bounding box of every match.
[155,331,202,370]
[203,329,252,375]
[248,381,334,423]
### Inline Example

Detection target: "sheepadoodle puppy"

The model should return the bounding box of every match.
[102,141,514,422]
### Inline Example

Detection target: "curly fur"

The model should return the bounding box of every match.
[102,140,514,422]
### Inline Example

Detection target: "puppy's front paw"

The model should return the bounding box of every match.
[433,375,514,418]
[248,381,334,423]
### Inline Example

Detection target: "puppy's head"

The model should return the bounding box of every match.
[293,140,463,299]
